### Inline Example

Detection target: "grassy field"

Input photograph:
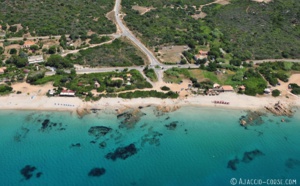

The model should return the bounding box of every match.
[0,0,116,37]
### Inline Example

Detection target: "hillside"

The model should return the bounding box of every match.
[0,0,116,37]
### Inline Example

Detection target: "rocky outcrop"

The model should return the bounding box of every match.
[265,101,293,116]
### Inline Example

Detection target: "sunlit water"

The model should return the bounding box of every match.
[0,107,299,186]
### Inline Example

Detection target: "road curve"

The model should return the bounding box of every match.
[114,0,161,67]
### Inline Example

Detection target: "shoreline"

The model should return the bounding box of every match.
[1,93,299,113]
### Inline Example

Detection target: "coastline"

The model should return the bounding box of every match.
[1,92,299,113]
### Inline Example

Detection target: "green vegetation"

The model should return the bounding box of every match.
[89,35,110,44]
[0,0,116,37]
[289,83,300,95]
[258,62,292,86]
[66,39,145,67]
[46,55,73,69]
[272,89,280,97]
[161,86,170,91]
[0,84,13,95]
[164,67,192,83]
[243,69,267,96]
[32,69,152,95]
[118,90,178,99]
[143,66,158,82]
[204,0,300,59]
[5,55,28,68]
[27,71,46,83]
[122,0,219,48]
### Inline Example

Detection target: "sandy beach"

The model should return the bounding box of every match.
[1,92,299,114]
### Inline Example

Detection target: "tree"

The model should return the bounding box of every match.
[48,46,57,54]
[46,55,73,68]
[5,55,28,67]
[30,45,39,51]
[9,26,17,32]
[272,89,280,97]
[10,48,17,54]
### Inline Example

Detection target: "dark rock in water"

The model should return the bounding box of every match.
[36,172,42,178]
[141,131,163,146]
[285,158,300,169]
[165,121,178,130]
[14,127,29,142]
[90,140,96,144]
[138,106,143,109]
[105,143,138,161]
[70,143,81,148]
[118,109,145,129]
[20,165,37,180]
[227,157,240,170]
[88,168,106,177]
[88,126,112,139]
[242,149,264,163]
[99,141,107,149]
[239,111,266,127]
[165,116,170,120]
[41,119,50,130]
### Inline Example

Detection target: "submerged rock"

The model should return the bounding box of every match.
[41,119,50,130]
[105,144,138,161]
[36,172,42,178]
[239,111,266,127]
[88,126,112,139]
[99,141,107,149]
[227,157,240,171]
[117,109,145,129]
[141,131,163,146]
[88,168,106,177]
[165,121,178,130]
[242,149,264,163]
[14,127,30,142]
[20,165,37,180]
[285,158,300,169]
[70,143,81,148]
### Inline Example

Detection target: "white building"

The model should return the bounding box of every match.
[28,55,44,64]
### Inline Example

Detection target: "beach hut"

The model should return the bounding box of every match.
[221,85,234,92]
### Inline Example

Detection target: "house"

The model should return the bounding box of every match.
[221,85,234,92]
[94,81,100,88]
[239,85,246,91]
[23,40,36,48]
[194,54,202,61]
[213,83,220,89]
[60,89,75,97]
[126,73,132,78]
[48,89,55,96]
[0,67,6,74]
[199,50,208,56]
[28,55,44,64]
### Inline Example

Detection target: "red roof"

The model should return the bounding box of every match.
[61,89,75,93]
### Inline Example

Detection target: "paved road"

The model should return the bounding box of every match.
[248,59,300,64]
[114,0,161,67]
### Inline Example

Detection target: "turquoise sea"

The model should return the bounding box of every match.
[0,107,299,186]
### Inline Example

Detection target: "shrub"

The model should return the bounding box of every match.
[161,86,170,91]
[272,89,280,97]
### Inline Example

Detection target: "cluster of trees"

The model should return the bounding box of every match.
[204,0,300,59]
[0,85,13,94]
[46,55,73,69]
[143,66,157,82]
[258,62,290,86]
[289,83,300,95]
[0,0,116,37]
[118,90,178,99]
[5,55,28,68]
[243,69,267,96]
[26,71,45,83]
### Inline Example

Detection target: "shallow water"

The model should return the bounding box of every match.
[0,107,299,186]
